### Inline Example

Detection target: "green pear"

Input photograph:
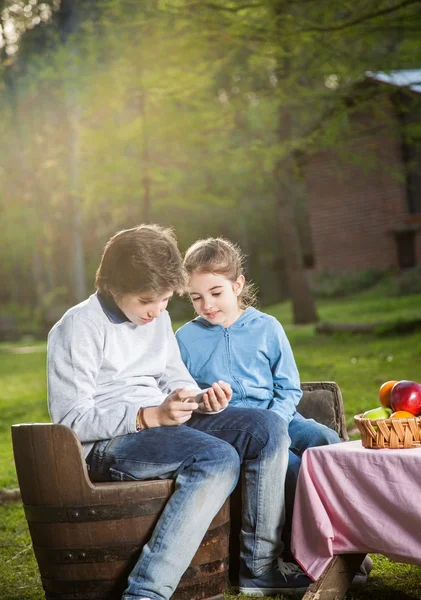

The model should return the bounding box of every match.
[363,406,392,419]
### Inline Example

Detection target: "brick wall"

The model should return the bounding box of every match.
[304,96,412,273]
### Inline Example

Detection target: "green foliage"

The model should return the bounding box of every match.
[310,269,391,299]
[1,0,421,314]
[0,504,44,600]
[310,268,421,301]
[266,291,421,328]
[0,303,33,333]
[391,266,421,297]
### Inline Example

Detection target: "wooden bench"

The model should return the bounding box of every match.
[12,381,348,600]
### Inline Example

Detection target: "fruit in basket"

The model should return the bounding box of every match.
[390,380,421,416]
[379,380,398,408]
[362,406,392,419]
[391,410,417,418]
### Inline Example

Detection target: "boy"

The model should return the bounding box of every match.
[47,224,304,600]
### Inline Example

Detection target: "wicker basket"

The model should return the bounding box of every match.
[354,413,421,449]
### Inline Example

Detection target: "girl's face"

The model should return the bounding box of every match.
[188,271,245,328]
[114,290,173,325]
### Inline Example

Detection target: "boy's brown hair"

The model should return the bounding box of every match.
[95,224,186,297]
[183,237,257,309]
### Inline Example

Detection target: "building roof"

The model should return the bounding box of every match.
[367,70,421,93]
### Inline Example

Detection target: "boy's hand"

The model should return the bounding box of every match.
[147,388,199,426]
[198,381,232,413]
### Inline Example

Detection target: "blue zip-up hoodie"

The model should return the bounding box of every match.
[175,307,302,424]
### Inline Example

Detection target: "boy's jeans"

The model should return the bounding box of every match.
[87,407,289,600]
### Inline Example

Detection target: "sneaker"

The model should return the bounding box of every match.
[239,558,312,597]
[351,555,373,587]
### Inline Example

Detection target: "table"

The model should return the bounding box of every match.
[291,440,421,599]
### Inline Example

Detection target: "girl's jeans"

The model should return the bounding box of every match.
[87,406,290,600]
[283,412,341,552]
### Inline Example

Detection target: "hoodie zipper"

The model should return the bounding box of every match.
[224,329,247,399]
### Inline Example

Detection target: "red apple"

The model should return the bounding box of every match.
[390,380,421,416]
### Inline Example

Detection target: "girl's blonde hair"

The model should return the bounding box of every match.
[183,237,258,309]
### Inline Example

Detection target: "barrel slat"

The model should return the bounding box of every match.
[25,497,169,523]
[36,559,132,580]
[174,575,227,600]
[33,523,229,570]
[43,576,124,599]
[43,575,227,600]
[28,515,158,547]
[34,543,142,565]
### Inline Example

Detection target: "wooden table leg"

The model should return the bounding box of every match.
[302,553,366,600]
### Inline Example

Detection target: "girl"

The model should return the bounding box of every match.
[176,237,371,593]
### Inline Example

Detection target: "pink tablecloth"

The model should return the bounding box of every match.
[291,440,421,581]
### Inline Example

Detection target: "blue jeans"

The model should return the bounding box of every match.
[188,407,290,576]
[283,412,341,552]
[87,406,290,600]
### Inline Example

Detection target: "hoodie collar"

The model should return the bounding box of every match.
[195,306,260,330]
[97,291,129,324]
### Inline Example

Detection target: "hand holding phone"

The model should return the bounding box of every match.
[183,388,211,403]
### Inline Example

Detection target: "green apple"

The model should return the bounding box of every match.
[363,406,392,419]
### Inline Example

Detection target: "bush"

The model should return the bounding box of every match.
[0,303,40,340]
[392,266,421,297]
[310,269,390,299]
[35,287,72,339]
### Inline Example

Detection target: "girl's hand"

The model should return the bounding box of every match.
[198,381,232,413]
[144,388,199,427]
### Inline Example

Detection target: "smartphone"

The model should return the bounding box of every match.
[183,388,211,403]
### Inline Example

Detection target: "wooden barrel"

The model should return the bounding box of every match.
[12,423,229,600]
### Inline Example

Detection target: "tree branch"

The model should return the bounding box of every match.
[301,0,421,33]
[187,1,261,12]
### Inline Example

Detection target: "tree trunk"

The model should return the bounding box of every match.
[32,243,47,305]
[270,4,319,324]
[275,103,318,324]
[138,76,151,223]
[59,0,87,302]
[141,104,151,224]
[71,194,87,302]
[277,171,318,324]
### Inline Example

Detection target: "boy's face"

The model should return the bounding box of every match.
[114,291,173,325]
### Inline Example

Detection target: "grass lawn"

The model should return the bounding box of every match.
[1,291,421,599]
